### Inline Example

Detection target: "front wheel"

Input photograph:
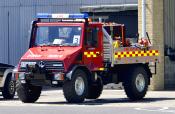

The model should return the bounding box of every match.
[63,69,88,103]
[16,81,42,103]
[123,66,149,101]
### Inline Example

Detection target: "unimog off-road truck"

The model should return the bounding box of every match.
[14,13,159,103]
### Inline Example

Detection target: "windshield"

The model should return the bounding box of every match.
[35,26,82,46]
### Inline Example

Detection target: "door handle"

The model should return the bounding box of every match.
[86,47,95,50]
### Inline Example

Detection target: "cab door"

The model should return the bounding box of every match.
[83,24,104,71]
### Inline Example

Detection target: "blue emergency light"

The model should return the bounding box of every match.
[37,13,88,19]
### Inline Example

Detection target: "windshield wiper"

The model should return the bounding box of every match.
[62,43,78,46]
[39,43,61,47]
[48,44,63,46]
[39,43,51,47]
[39,43,78,47]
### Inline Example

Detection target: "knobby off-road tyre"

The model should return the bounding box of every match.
[123,66,149,101]
[63,69,88,103]
[86,76,103,99]
[16,81,42,103]
[2,74,16,99]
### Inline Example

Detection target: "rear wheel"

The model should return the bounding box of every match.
[123,66,149,101]
[63,69,88,103]
[2,73,16,99]
[86,76,103,99]
[16,81,42,103]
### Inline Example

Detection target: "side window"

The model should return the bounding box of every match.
[85,27,99,47]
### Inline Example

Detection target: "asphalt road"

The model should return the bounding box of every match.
[0,89,175,114]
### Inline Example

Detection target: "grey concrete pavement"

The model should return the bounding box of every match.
[0,90,175,114]
[1,106,175,114]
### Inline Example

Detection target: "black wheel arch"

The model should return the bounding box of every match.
[114,63,152,85]
[65,65,93,82]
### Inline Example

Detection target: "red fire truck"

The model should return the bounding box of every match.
[15,13,159,103]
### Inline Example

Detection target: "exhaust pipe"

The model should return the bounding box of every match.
[142,0,146,38]
[139,0,151,46]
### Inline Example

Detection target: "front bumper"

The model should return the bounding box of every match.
[14,71,64,86]
[14,61,66,86]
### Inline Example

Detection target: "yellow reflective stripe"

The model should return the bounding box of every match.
[84,52,88,55]
[98,68,105,71]
[115,50,159,59]
[84,51,100,58]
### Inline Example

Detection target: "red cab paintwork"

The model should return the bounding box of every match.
[19,22,104,72]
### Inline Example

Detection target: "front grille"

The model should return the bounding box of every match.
[45,61,64,71]
[19,61,64,72]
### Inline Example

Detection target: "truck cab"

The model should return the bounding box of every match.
[15,13,159,103]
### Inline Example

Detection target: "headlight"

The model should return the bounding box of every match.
[20,61,36,68]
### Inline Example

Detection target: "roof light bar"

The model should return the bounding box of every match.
[37,13,88,19]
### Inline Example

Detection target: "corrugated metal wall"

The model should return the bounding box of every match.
[164,0,175,49]
[0,0,137,66]
[164,0,175,89]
